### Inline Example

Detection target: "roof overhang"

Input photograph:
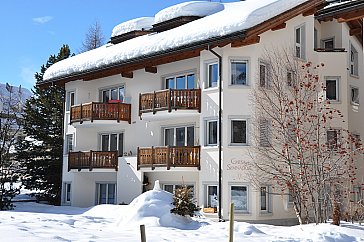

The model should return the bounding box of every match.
[39,0,325,88]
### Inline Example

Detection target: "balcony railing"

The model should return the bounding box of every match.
[137,146,200,170]
[68,151,118,171]
[139,89,201,116]
[70,102,131,124]
[314,48,346,52]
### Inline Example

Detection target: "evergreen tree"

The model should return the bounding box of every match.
[16,45,71,205]
[170,186,199,217]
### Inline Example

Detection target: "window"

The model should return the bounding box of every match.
[100,133,124,156]
[101,86,125,103]
[259,62,267,88]
[96,183,116,204]
[314,28,318,49]
[352,134,361,150]
[65,134,73,153]
[327,130,339,149]
[164,126,194,146]
[206,120,218,146]
[326,78,339,101]
[351,87,359,105]
[64,183,71,203]
[66,91,75,111]
[287,70,297,87]
[205,185,218,208]
[295,25,306,59]
[321,37,334,49]
[164,184,194,198]
[231,60,248,85]
[207,63,219,88]
[259,119,270,147]
[166,73,195,89]
[231,120,247,145]
[350,44,359,76]
[260,187,269,211]
[231,185,248,212]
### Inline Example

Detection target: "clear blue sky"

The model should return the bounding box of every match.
[0,0,237,90]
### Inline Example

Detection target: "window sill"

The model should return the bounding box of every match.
[203,87,219,93]
[228,143,248,147]
[234,211,251,215]
[327,100,341,104]
[228,84,250,89]
[350,74,360,79]
[259,211,273,216]
[203,145,219,150]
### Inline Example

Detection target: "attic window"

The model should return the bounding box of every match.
[152,16,201,33]
[110,17,154,44]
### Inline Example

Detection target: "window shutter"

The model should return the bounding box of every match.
[259,119,270,147]
[301,25,306,60]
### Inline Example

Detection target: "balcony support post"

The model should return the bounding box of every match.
[91,103,94,123]
[151,146,155,170]
[77,151,82,172]
[168,90,172,112]
[117,103,120,123]
[80,103,83,124]
[137,147,140,170]
[167,146,171,170]
[89,150,93,171]
[152,91,156,114]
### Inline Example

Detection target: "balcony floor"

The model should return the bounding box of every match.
[140,110,200,121]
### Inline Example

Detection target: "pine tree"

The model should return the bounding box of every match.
[16,45,71,205]
[170,186,199,217]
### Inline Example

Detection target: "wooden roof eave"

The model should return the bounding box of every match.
[38,0,325,88]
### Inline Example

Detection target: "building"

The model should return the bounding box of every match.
[41,0,364,225]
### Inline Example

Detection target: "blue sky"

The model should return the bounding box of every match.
[0,0,237,90]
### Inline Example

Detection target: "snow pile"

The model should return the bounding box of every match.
[117,180,204,229]
[154,1,224,24]
[111,17,155,37]
[43,0,309,81]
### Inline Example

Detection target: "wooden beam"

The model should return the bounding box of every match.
[350,27,362,36]
[121,72,133,79]
[231,36,260,48]
[303,8,316,16]
[145,66,157,74]
[271,23,286,31]
[336,9,364,23]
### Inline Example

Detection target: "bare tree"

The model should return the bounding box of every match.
[79,21,105,53]
[250,49,363,224]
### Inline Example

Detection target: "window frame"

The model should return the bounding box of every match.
[99,132,124,156]
[206,62,219,89]
[259,119,270,147]
[325,77,340,102]
[351,86,359,105]
[163,125,195,147]
[66,90,75,112]
[230,184,249,213]
[65,133,73,154]
[230,119,247,146]
[99,85,125,103]
[205,184,218,209]
[286,70,297,87]
[205,119,218,146]
[96,183,117,205]
[165,72,196,90]
[163,183,195,198]
[230,59,249,86]
[294,24,306,59]
[321,37,335,50]
[259,61,268,88]
[260,186,271,212]
[63,182,72,204]
[350,43,359,77]
[327,129,340,150]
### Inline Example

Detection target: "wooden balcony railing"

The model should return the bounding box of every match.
[137,146,200,170]
[70,102,131,124]
[139,89,201,116]
[68,151,118,171]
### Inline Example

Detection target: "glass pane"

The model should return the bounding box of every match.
[176,127,185,146]
[118,133,124,156]
[101,135,109,151]
[324,39,334,49]
[166,78,175,89]
[232,120,246,144]
[176,76,186,90]
[165,128,174,146]
[107,184,116,204]
[102,90,109,103]
[208,121,217,145]
[119,87,125,102]
[231,62,247,85]
[164,185,174,193]
[110,134,117,151]
[187,74,195,89]
[296,28,301,44]
[260,187,267,210]
[111,88,118,100]
[208,186,218,208]
[99,184,107,204]
[187,126,194,146]
[326,80,337,100]
[231,186,247,211]
[66,184,71,202]
[209,63,218,88]
[70,92,75,107]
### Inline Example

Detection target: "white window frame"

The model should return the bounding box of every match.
[206,61,219,89]
[325,77,340,102]
[230,184,249,213]
[230,119,248,146]
[259,61,268,88]
[66,90,75,111]
[165,72,196,89]
[230,59,249,86]
[63,182,71,204]
[321,37,335,49]
[100,85,125,103]
[65,133,73,154]
[163,126,195,146]
[205,119,218,146]
[260,186,271,213]
[99,132,124,156]
[351,86,359,105]
[259,119,270,147]
[286,70,297,87]
[163,183,195,198]
[96,183,116,205]
[295,24,306,59]
[205,184,218,209]
[327,129,340,150]
[350,43,359,77]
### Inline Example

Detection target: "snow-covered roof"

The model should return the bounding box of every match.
[154,1,224,24]
[43,0,310,81]
[111,17,155,37]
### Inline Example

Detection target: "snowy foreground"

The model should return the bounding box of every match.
[1,190,364,242]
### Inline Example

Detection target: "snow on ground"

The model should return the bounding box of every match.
[1,189,364,241]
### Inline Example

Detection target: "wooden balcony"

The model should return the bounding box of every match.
[139,89,201,116]
[70,102,131,124]
[68,151,118,171]
[137,146,200,170]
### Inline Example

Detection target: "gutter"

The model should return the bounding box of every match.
[315,1,364,20]
[207,44,223,222]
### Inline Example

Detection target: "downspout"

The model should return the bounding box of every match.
[207,44,223,221]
